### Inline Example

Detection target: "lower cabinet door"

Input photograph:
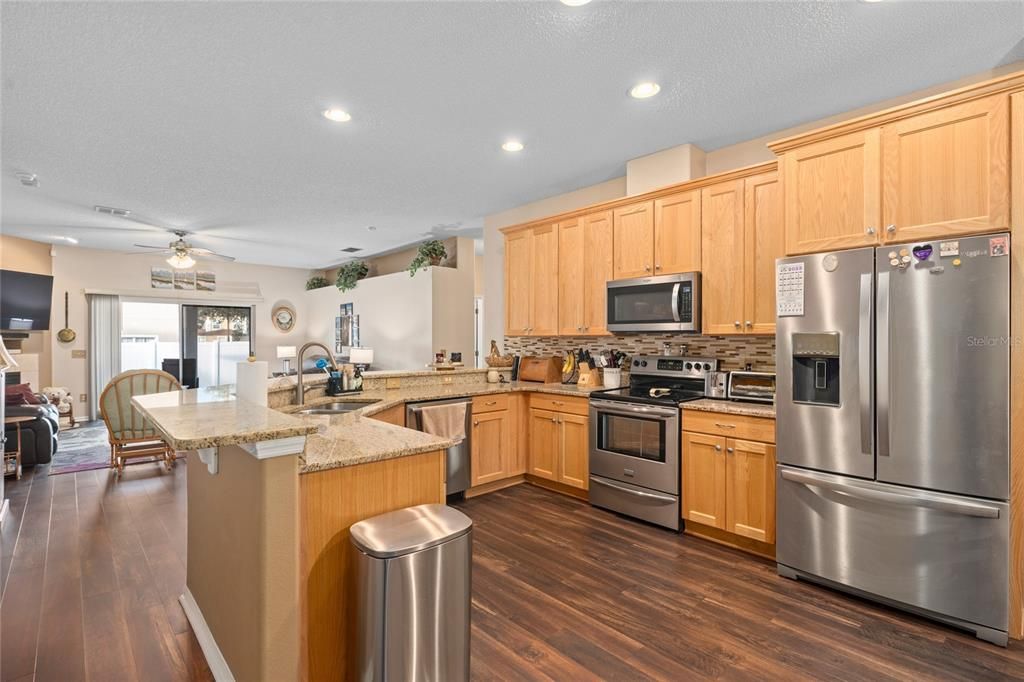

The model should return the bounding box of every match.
[682,431,727,529]
[528,408,559,481]
[558,413,589,490]
[725,438,776,543]
[471,410,511,486]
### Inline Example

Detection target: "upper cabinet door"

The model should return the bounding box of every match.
[743,171,783,334]
[783,128,882,255]
[557,218,584,335]
[612,200,654,279]
[654,190,701,275]
[882,94,1010,243]
[701,180,746,335]
[582,210,614,335]
[530,224,559,336]
[504,229,532,335]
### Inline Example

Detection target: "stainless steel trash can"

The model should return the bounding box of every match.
[351,504,473,682]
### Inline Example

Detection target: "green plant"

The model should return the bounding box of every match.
[305,275,330,290]
[408,239,448,276]
[335,260,369,292]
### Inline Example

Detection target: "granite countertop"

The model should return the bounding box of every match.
[682,398,776,418]
[284,381,598,473]
[132,387,320,451]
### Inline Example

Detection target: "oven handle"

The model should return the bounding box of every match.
[589,400,679,420]
[590,477,677,503]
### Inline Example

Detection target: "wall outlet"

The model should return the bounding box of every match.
[71,349,86,359]
[80,393,87,402]
[442,376,454,385]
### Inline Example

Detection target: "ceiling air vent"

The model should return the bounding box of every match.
[340,247,363,253]
[15,172,38,187]
[93,205,132,217]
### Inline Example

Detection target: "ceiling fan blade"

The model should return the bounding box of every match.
[190,250,236,262]
[132,244,175,250]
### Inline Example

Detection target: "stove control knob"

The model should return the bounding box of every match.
[633,360,640,367]
[640,360,648,367]
[703,363,712,371]
[684,362,692,370]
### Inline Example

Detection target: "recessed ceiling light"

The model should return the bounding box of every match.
[366,225,377,231]
[323,108,352,122]
[859,0,884,3]
[502,140,525,152]
[560,0,592,5]
[94,205,132,217]
[629,82,661,99]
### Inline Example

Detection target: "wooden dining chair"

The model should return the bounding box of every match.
[99,369,181,476]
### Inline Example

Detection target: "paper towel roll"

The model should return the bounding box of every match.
[236,360,269,406]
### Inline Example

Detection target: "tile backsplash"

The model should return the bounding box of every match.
[503,334,776,372]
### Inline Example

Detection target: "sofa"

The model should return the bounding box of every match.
[5,389,59,467]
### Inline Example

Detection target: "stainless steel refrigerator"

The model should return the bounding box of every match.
[775,232,1010,646]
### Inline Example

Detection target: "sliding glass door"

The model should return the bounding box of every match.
[182,305,253,388]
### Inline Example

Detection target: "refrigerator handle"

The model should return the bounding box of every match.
[780,468,1001,519]
[858,272,872,457]
[877,270,890,458]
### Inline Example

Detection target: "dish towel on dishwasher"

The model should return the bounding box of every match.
[418,402,467,443]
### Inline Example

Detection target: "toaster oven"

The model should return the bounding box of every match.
[727,371,776,403]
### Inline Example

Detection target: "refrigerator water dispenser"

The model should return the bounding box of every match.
[791,332,840,406]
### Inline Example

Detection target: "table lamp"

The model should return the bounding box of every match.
[276,345,296,374]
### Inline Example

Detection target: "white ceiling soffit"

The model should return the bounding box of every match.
[2,1,1022,269]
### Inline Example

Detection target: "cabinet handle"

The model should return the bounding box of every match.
[715,445,722,451]
[745,320,752,328]
[714,423,736,429]
[655,264,661,270]
[734,321,741,328]
[644,265,651,272]
[551,417,557,423]
[485,401,497,406]
[727,447,734,454]
[866,226,877,235]
[886,224,896,234]
[473,420,479,426]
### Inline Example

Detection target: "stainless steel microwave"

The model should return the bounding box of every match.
[606,272,701,333]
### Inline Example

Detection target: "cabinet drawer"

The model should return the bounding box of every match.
[529,393,589,416]
[682,409,775,444]
[473,394,510,414]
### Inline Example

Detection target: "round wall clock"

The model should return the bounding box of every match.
[272,304,296,332]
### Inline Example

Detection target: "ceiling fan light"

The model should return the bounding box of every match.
[167,253,196,269]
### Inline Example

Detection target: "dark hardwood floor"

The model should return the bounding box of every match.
[3,464,1023,681]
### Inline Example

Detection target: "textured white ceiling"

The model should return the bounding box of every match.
[2,1,1022,269]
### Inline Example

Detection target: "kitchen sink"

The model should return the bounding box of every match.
[298,400,379,415]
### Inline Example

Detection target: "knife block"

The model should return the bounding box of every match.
[577,365,602,388]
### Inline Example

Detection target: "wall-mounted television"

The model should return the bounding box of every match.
[1,270,54,331]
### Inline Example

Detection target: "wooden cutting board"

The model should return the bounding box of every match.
[517,356,561,383]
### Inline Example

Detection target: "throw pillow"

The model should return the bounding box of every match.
[4,383,39,405]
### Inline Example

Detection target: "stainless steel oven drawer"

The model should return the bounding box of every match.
[589,476,680,531]
[777,466,1009,636]
[589,449,678,494]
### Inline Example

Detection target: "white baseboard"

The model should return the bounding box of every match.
[179,588,235,682]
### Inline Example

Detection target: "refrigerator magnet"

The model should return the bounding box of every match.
[989,236,1008,257]
[939,241,960,257]
[912,244,933,261]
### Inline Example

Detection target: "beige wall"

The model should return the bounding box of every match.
[432,238,476,361]
[0,235,55,387]
[483,61,1024,345]
[48,243,310,414]
[186,447,300,682]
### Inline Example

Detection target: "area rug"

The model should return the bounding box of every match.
[48,420,111,475]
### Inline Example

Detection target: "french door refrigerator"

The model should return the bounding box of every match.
[775,232,1010,646]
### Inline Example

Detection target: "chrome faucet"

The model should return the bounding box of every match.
[296,342,339,405]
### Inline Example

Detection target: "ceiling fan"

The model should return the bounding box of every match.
[131,230,236,269]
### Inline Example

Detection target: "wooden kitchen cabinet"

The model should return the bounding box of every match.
[558,212,612,336]
[682,411,777,550]
[654,189,701,275]
[528,408,559,480]
[681,431,727,529]
[504,223,558,336]
[471,408,512,486]
[527,402,589,490]
[743,170,784,334]
[701,180,746,335]
[881,93,1010,243]
[612,200,654,279]
[582,210,613,335]
[725,438,776,543]
[781,128,881,255]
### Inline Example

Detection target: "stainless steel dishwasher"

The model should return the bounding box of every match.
[406,397,472,496]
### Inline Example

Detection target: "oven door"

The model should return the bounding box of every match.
[589,399,680,494]
[606,273,700,333]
